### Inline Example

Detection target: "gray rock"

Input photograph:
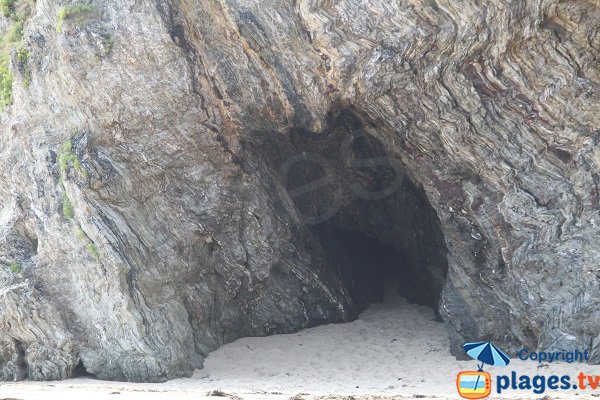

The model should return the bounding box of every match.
[0,0,598,382]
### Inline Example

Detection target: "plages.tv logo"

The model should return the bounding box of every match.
[456,341,510,399]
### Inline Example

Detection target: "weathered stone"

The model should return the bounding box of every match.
[0,0,598,382]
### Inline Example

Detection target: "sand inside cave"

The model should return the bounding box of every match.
[1,287,598,400]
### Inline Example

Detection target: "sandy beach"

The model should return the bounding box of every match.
[2,289,598,400]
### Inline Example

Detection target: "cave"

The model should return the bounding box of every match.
[309,177,450,318]
[2,0,598,385]
[316,227,443,310]
[252,110,450,319]
[72,361,96,379]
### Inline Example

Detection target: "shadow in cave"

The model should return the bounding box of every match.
[311,181,449,320]
[244,109,449,321]
[72,360,96,379]
[326,228,438,307]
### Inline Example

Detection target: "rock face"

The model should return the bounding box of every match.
[0,0,599,382]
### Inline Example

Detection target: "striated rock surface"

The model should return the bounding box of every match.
[0,0,598,382]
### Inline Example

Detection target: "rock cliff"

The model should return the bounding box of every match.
[0,0,598,382]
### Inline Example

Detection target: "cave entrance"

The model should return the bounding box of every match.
[309,176,449,318]
[72,360,96,379]
[319,227,438,307]
[277,110,449,317]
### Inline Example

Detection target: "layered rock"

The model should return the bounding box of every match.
[0,0,598,382]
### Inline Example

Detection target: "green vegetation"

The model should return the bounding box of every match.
[0,12,21,110]
[56,3,95,33]
[5,18,23,42]
[0,2,35,111]
[62,192,74,219]
[74,226,87,240]
[102,33,114,56]
[9,262,22,273]
[1,0,15,17]
[74,226,100,260]
[0,55,12,110]
[59,140,77,173]
[86,243,99,259]
[0,259,24,273]
[58,136,89,221]
[16,46,30,87]
[58,139,86,177]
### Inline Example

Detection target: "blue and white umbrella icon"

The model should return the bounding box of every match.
[463,341,511,371]
[463,341,511,394]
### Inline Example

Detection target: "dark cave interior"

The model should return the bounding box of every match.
[245,110,449,318]
[73,360,95,379]
[311,175,449,318]
[318,227,439,308]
